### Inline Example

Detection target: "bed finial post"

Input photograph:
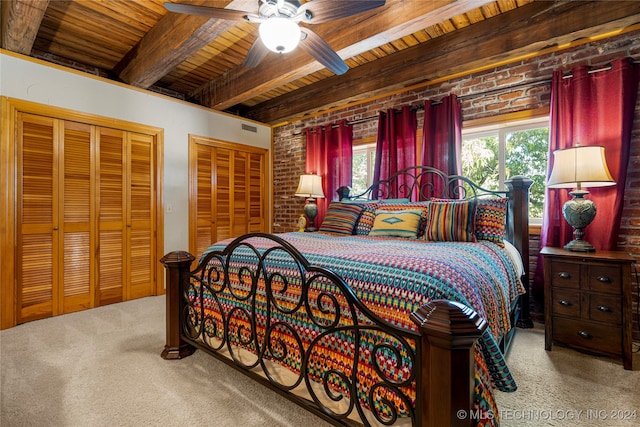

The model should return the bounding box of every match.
[410,300,487,427]
[336,186,350,201]
[505,175,533,328]
[159,251,196,360]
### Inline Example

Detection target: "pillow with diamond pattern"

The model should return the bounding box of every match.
[368,208,424,239]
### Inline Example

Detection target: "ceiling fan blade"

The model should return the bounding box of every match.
[299,29,348,75]
[242,39,270,69]
[298,0,386,24]
[164,2,249,21]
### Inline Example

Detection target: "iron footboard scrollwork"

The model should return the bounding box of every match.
[161,233,489,427]
[183,233,421,425]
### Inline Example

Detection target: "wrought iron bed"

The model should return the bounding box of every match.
[160,166,532,427]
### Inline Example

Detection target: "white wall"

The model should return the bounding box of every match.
[0,51,272,253]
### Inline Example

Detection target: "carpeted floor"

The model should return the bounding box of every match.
[1,295,638,427]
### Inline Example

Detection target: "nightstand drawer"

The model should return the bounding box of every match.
[586,265,622,294]
[552,317,621,356]
[551,289,580,317]
[550,262,580,289]
[588,294,622,325]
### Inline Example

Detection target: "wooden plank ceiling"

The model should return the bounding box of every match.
[2,0,640,125]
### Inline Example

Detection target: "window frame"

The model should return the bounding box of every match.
[462,115,550,225]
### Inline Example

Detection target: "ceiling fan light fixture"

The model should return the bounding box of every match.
[259,17,301,53]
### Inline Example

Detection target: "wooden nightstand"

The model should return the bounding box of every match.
[541,247,635,370]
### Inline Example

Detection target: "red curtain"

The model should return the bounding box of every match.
[373,105,417,198]
[421,94,462,173]
[534,58,640,289]
[420,94,462,197]
[305,120,353,224]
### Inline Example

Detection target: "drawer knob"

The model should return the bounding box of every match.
[558,272,572,279]
[577,330,593,339]
[596,276,612,283]
[558,300,572,307]
[597,305,613,313]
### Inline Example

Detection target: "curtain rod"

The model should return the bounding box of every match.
[301,59,639,134]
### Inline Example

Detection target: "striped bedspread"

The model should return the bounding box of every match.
[198,232,525,423]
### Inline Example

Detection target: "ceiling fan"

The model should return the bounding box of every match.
[164,0,386,75]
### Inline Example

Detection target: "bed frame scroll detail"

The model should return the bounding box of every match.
[161,234,487,427]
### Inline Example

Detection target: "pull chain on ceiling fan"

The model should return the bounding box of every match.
[164,0,386,75]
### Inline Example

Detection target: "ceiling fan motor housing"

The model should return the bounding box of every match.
[259,0,301,19]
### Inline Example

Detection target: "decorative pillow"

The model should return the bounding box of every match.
[353,201,379,235]
[368,208,424,239]
[372,201,430,237]
[475,197,508,246]
[319,202,365,234]
[378,198,410,204]
[425,199,476,242]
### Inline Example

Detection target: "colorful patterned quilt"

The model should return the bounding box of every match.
[197,232,525,425]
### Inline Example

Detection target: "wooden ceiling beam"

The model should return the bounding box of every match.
[192,0,496,110]
[1,0,50,54]
[115,0,256,88]
[244,0,640,124]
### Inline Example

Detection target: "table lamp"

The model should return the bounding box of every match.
[295,174,325,232]
[546,144,615,252]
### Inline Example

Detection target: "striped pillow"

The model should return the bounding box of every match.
[425,199,476,242]
[368,208,424,239]
[319,202,364,234]
[475,197,508,246]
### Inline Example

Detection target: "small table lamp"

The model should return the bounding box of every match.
[546,144,615,252]
[295,174,325,232]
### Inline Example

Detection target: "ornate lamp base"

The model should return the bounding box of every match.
[564,236,595,252]
[303,198,318,232]
[562,189,596,252]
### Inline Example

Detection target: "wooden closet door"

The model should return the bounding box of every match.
[96,128,126,306]
[190,138,267,257]
[127,132,155,300]
[232,151,248,236]
[60,121,94,313]
[213,147,233,242]
[247,152,265,233]
[17,114,58,323]
[194,144,214,257]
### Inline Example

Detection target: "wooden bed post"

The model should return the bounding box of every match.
[505,176,533,328]
[410,300,487,427]
[159,251,196,360]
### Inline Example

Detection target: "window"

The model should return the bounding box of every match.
[461,117,549,221]
[351,116,549,221]
[351,143,376,196]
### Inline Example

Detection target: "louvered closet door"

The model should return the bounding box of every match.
[247,152,265,233]
[17,116,93,322]
[127,132,155,300]
[191,139,267,257]
[97,128,126,306]
[213,147,233,242]
[17,114,58,322]
[60,121,94,313]
[195,144,214,257]
[232,151,248,236]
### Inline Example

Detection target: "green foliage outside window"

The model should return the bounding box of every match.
[352,125,549,218]
[462,127,548,218]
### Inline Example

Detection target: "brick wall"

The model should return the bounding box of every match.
[272,30,640,338]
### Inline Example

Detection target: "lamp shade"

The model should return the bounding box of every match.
[295,174,325,198]
[547,145,615,189]
[259,18,301,53]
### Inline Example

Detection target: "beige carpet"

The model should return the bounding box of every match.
[495,326,640,427]
[1,295,638,427]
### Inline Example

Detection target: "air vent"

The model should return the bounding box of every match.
[242,123,258,133]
